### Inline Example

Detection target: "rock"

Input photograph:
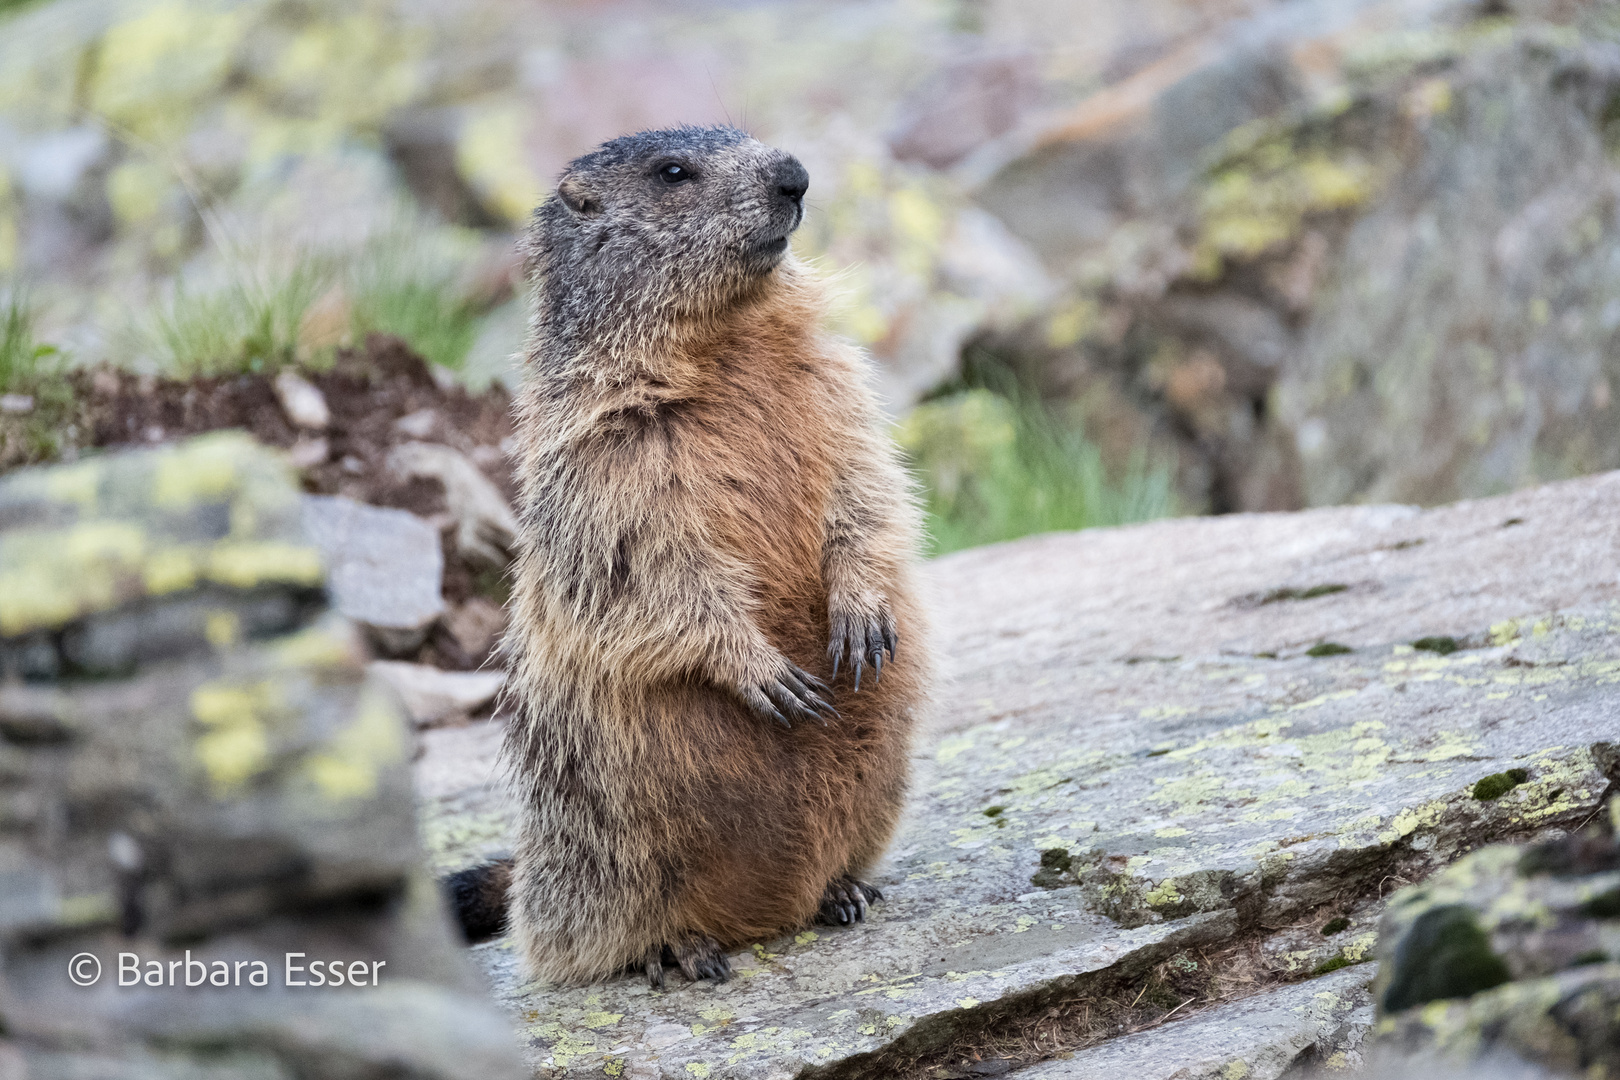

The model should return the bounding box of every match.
[299,495,445,655]
[0,431,324,679]
[287,435,329,469]
[368,660,505,728]
[385,442,517,569]
[1016,965,1374,1079]
[0,435,524,1080]
[439,598,506,669]
[416,469,1620,1078]
[272,371,331,431]
[0,394,33,415]
[968,1,1620,514]
[394,408,440,440]
[1367,820,1620,1077]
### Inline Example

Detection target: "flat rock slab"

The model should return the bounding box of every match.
[416,471,1620,1079]
[1017,965,1374,1079]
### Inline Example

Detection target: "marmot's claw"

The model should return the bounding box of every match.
[747,662,839,729]
[829,608,898,693]
[783,664,837,718]
[816,875,884,927]
[644,940,729,987]
[675,938,731,984]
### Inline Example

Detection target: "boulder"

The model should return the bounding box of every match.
[417,468,1620,1078]
[0,435,524,1080]
[300,493,445,655]
[969,0,1620,514]
[1367,820,1620,1077]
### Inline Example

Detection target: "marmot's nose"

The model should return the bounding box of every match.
[774,157,809,205]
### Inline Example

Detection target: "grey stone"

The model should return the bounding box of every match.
[1016,965,1374,1078]
[439,598,507,668]
[12,127,108,202]
[368,661,506,728]
[417,469,1620,1078]
[299,494,445,653]
[271,372,330,431]
[385,442,517,569]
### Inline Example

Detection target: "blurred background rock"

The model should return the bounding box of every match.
[0,433,526,1080]
[1,0,1619,549]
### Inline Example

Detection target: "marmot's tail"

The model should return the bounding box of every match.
[442,858,513,943]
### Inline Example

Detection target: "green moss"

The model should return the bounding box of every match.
[1412,636,1460,655]
[982,805,1006,818]
[1571,950,1609,966]
[1031,847,1073,889]
[1307,642,1353,657]
[1320,917,1351,936]
[1312,953,1351,975]
[1579,887,1620,919]
[1261,584,1347,603]
[1473,769,1530,801]
[1381,904,1511,1013]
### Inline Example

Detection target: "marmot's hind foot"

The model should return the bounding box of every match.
[642,937,731,988]
[817,875,884,926]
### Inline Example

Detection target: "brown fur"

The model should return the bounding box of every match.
[499,127,930,985]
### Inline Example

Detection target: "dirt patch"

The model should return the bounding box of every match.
[3,335,519,669]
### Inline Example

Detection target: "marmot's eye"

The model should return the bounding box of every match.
[658,163,694,184]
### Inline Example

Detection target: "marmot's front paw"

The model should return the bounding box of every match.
[828,605,897,691]
[739,660,838,729]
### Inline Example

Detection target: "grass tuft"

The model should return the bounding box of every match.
[898,385,1176,556]
[136,223,485,377]
[147,261,331,377]
[0,284,76,466]
[1,286,61,393]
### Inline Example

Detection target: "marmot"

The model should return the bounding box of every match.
[451,125,929,987]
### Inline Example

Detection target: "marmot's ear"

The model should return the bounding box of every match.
[557,178,602,217]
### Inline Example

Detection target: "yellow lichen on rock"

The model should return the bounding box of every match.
[300,680,406,802]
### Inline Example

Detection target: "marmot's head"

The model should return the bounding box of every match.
[524,126,810,361]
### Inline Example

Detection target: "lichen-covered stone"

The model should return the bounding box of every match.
[0,431,323,673]
[972,2,1620,516]
[1369,823,1620,1076]
[0,436,523,1080]
[418,470,1620,1078]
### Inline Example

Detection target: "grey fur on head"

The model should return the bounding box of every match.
[521,125,811,371]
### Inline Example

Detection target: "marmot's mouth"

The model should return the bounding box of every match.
[754,235,790,256]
